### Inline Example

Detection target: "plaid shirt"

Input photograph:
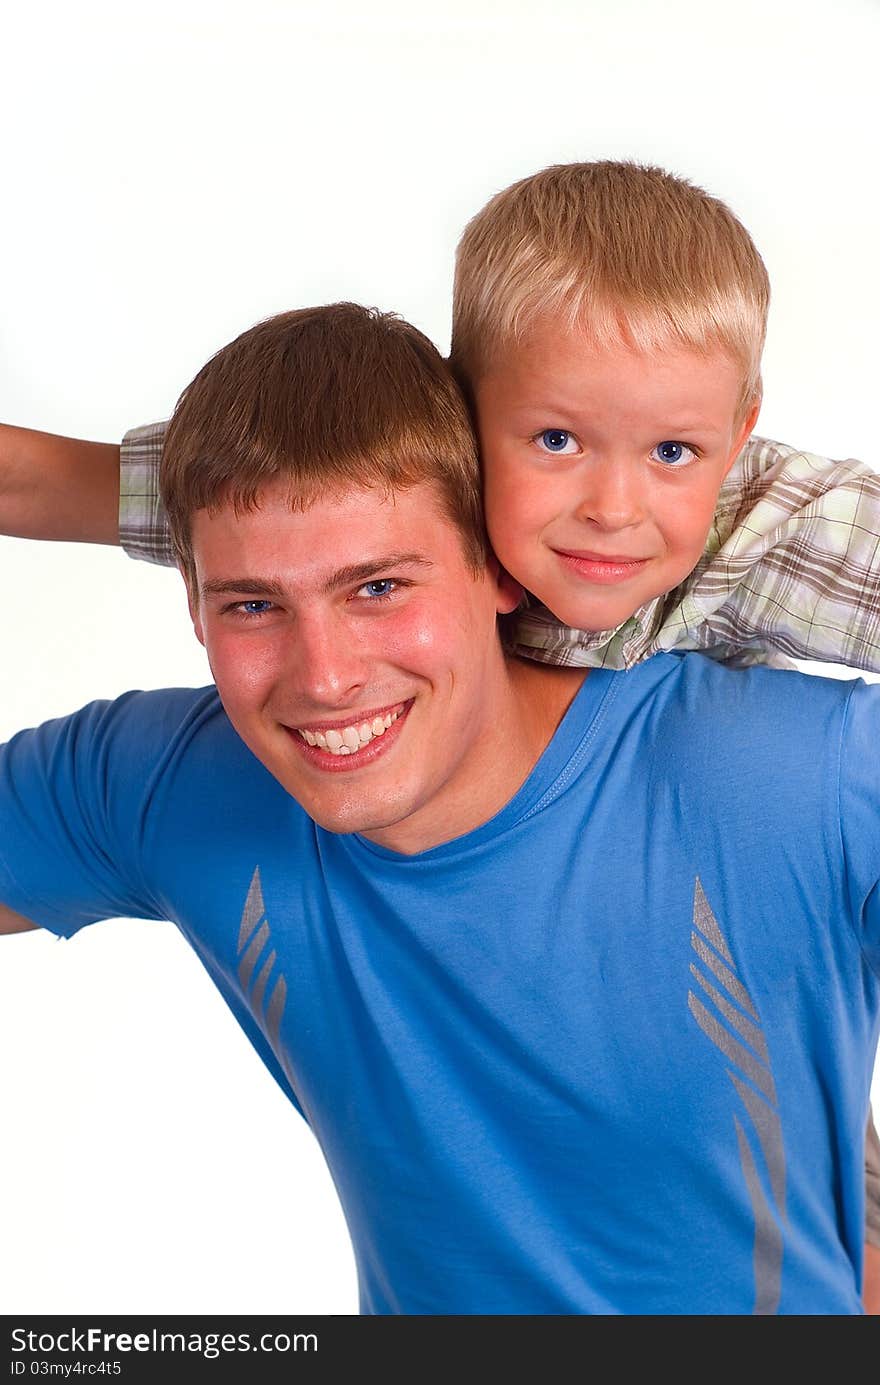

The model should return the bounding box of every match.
[121,423,880,674]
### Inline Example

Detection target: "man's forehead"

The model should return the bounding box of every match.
[190,478,459,594]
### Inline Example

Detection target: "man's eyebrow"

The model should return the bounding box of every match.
[200,554,434,602]
[200,577,288,600]
[322,554,434,592]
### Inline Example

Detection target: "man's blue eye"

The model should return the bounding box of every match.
[362,580,396,598]
[538,429,575,454]
[242,600,273,615]
[651,441,695,466]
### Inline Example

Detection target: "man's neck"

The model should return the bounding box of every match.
[364,657,587,857]
[506,653,589,754]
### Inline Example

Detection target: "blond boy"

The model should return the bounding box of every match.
[449,161,879,675]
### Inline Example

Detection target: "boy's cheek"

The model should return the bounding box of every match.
[485,457,555,535]
[677,483,727,547]
[484,486,542,571]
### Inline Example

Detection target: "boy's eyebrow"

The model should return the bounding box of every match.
[200,553,434,601]
[507,400,728,433]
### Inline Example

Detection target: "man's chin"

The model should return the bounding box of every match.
[279,779,416,839]
[231,724,421,838]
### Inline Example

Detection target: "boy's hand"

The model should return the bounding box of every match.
[0,424,120,545]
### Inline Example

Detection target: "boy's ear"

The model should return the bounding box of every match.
[725,395,762,476]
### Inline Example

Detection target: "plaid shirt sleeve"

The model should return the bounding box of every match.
[118,420,175,566]
[511,436,880,673]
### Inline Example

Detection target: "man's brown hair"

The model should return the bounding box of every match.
[451,160,770,416]
[161,302,488,588]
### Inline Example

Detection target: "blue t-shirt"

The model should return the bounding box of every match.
[1,653,879,1314]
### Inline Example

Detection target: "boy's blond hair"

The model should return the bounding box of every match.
[161,302,489,589]
[451,160,769,416]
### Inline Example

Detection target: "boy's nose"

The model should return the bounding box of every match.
[574,457,644,530]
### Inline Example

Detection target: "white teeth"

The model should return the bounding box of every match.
[297,705,404,756]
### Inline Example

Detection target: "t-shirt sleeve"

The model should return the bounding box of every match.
[838,677,880,979]
[118,420,176,567]
[0,693,186,935]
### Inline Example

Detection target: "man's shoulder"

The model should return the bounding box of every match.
[0,683,295,900]
[649,649,867,705]
[47,684,228,754]
[84,684,255,781]
[89,683,224,735]
[1,683,250,803]
[637,652,869,751]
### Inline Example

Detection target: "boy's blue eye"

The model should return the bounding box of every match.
[651,440,695,466]
[537,429,577,454]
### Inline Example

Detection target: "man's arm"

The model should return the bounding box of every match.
[0,424,120,544]
[865,1243,880,1314]
[0,903,37,935]
[865,1112,880,1312]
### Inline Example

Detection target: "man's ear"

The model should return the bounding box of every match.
[184,569,206,647]
[489,556,525,615]
[725,394,762,476]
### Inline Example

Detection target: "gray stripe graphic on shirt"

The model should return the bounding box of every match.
[734,1115,784,1316]
[688,878,786,1315]
[688,993,776,1103]
[238,920,270,990]
[689,963,770,1064]
[693,877,734,965]
[251,948,278,1015]
[237,868,276,1012]
[266,974,288,1050]
[729,1071,786,1214]
[690,931,758,1020]
[239,868,266,951]
[236,868,292,1080]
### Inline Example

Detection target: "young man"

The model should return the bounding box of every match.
[1,305,879,1314]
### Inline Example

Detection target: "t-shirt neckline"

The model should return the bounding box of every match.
[350,666,622,865]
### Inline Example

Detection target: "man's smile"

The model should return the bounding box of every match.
[284,700,412,770]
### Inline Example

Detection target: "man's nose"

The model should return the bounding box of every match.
[290,612,369,706]
[574,456,644,530]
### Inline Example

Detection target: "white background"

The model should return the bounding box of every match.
[1,0,879,1317]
